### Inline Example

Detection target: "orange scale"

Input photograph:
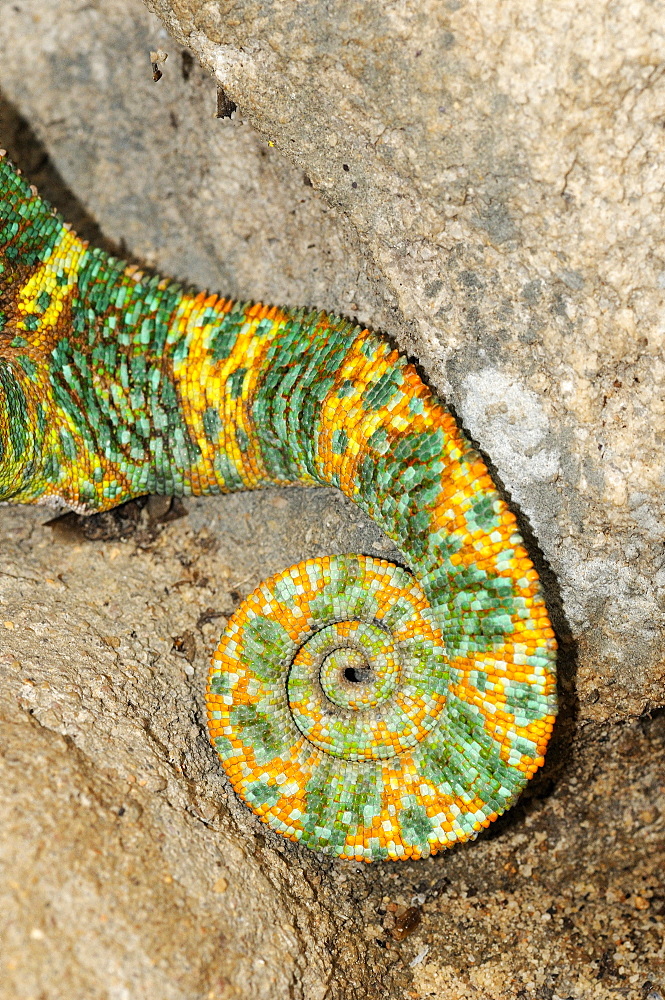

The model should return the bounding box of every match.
[269,803,291,825]
[499,517,519,533]
[462,795,486,817]
[277,617,307,644]
[519,628,544,642]
[447,794,470,819]
[475,475,493,491]
[290,797,308,816]
[470,556,502,575]
[496,564,518,578]
[295,647,315,667]
[449,681,472,701]
[393,620,427,642]
[304,722,328,744]
[416,787,439,810]
[452,516,472,534]
[514,559,534,574]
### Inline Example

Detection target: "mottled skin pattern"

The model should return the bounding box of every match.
[0,151,557,861]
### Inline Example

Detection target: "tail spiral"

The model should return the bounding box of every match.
[207,553,555,861]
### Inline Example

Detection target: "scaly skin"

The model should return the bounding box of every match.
[0,150,557,861]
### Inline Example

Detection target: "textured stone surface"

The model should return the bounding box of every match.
[0,0,664,997]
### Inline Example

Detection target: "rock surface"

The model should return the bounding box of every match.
[0,0,663,998]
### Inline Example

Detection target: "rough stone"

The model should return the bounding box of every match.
[0,0,663,997]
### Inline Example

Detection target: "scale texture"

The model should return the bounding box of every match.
[0,151,557,861]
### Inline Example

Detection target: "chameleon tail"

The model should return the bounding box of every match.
[0,149,557,860]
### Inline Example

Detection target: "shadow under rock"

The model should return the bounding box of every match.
[0,89,143,261]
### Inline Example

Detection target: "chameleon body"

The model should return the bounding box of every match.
[0,151,557,861]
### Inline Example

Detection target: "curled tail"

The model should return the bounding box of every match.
[0,150,557,860]
[206,313,557,859]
